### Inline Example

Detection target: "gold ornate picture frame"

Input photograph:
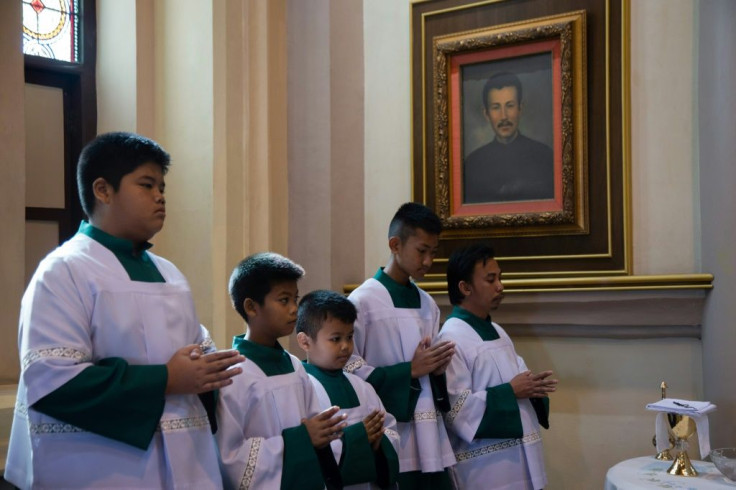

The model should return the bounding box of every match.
[412,0,632,278]
[434,11,587,238]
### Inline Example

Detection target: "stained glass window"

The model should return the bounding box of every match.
[22,0,80,63]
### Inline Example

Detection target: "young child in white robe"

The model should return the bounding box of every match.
[438,244,558,490]
[216,253,349,490]
[346,202,457,490]
[5,132,245,489]
[296,289,401,489]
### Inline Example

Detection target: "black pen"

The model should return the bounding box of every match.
[673,401,694,409]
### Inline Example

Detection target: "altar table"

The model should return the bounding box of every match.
[605,456,735,489]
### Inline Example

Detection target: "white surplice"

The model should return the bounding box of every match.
[5,233,222,489]
[307,370,401,490]
[216,353,323,490]
[438,317,547,490]
[346,278,456,473]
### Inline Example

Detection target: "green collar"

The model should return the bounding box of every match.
[445,306,499,341]
[79,221,153,254]
[374,268,421,309]
[78,221,164,283]
[233,335,295,376]
[302,362,360,408]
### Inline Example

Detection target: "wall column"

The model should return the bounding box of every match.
[698,0,736,448]
[212,0,289,347]
[0,0,25,383]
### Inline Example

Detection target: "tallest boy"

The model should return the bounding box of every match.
[5,132,243,488]
[346,202,456,489]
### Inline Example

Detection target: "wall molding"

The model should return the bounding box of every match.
[345,273,713,294]
[345,274,712,339]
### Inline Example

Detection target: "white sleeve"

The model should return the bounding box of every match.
[216,381,287,490]
[344,295,375,380]
[20,256,95,406]
[442,338,488,444]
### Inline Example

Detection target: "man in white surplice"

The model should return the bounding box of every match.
[438,244,558,490]
[5,133,244,489]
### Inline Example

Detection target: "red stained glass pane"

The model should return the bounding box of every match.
[30,0,45,14]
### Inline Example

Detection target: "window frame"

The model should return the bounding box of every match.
[24,0,96,243]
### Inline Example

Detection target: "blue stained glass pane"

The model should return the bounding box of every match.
[22,0,80,63]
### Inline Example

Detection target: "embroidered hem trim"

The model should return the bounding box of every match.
[412,409,441,422]
[199,336,215,353]
[454,432,542,463]
[446,389,470,425]
[31,422,86,435]
[239,437,262,490]
[158,415,210,432]
[22,347,91,370]
[343,358,365,373]
[22,409,210,435]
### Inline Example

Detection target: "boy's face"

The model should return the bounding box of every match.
[391,228,440,281]
[463,258,504,314]
[301,316,354,370]
[98,161,167,243]
[246,281,299,342]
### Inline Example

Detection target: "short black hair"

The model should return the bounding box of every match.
[447,244,496,305]
[77,132,171,217]
[229,252,305,323]
[296,290,357,339]
[388,202,442,242]
[482,72,523,111]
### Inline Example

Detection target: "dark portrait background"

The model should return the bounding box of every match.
[462,53,554,158]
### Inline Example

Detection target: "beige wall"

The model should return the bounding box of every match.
[630,0,698,274]
[516,336,702,488]
[97,0,137,134]
[0,1,25,383]
[150,0,216,337]
[0,0,25,466]
[698,0,736,449]
[362,0,413,276]
[287,0,366,299]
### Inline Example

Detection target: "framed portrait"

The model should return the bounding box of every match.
[412,0,631,278]
[437,11,587,235]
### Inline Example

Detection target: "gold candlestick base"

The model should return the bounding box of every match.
[655,448,673,461]
[667,449,698,476]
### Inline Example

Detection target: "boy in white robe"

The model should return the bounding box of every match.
[438,244,558,490]
[296,289,401,489]
[346,202,457,489]
[5,132,245,489]
[216,253,349,490]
